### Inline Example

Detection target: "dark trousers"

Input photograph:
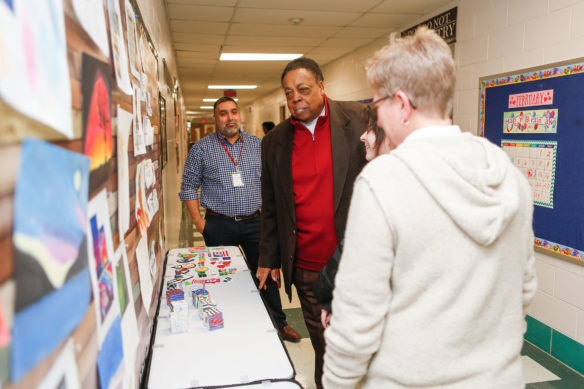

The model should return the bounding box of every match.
[202,214,287,329]
[294,266,325,389]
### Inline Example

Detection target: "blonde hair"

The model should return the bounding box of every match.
[366,26,455,118]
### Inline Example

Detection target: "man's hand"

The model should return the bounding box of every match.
[185,199,205,233]
[321,309,332,329]
[194,218,205,233]
[257,267,279,290]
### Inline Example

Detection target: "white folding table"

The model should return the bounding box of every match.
[146,246,297,388]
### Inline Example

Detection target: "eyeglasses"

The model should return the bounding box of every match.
[366,94,417,117]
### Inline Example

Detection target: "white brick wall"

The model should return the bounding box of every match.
[243,0,584,346]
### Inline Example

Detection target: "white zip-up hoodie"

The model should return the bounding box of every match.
[323,126,537,389]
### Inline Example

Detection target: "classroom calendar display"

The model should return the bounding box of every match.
[501,140,557,208]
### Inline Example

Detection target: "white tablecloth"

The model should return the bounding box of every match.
[147,246,295,388]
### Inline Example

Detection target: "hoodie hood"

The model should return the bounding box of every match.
[392,131,520,246]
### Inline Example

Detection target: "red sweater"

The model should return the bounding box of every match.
[291,97,337,271]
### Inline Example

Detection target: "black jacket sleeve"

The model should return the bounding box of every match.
[313,243,343,313]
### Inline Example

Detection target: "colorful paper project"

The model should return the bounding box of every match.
[0,0,72,137]
[72,0,109,57]
[106,0,132,95]
[503,109,558,133]
[37,340,80,389]
[97,316,124,389]
[135,161,151,236]
[501,140,557,208]
[133,86,146,156]
[117,106,133,236]
[11,139,91,382]
[87,190,120,347]
[124,0,141,78]
[113,245,138,389]
[82,54,114,192]
[136,236,154,315]
[0,288,10,386]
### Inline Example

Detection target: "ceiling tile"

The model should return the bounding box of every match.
[171,32,225,45]
[237,0,382,12]
[174,42,220,53]
[224,35,322,47]
[349,13,417,28]
[371,0,449,14]
[333,26,392,39]
[170,20,229,34]
[228,23,341,38]
[167,4,234,22]
[318,37,371,49]
[168,0,237,6]
[232,8,361,26]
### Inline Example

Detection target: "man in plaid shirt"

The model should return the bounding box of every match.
[179,96,300,341]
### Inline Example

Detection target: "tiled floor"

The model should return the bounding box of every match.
[179,207,584,389]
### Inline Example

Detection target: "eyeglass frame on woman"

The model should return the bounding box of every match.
[366,93,417,117]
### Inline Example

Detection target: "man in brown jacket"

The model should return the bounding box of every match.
[257,57,366,389]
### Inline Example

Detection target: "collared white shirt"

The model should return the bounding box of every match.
[300,105,327,135]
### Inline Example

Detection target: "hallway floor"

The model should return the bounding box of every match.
[179,206,584,388]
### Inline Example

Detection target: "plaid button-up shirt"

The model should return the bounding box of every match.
[179,130,262,217]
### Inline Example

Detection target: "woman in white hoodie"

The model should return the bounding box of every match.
[322,27,538,389]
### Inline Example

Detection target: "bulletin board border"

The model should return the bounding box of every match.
[479,58,584,264]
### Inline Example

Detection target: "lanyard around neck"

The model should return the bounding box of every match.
[216,131,244,167]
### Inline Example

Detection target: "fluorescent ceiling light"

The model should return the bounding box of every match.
[208,85,257,90]
[200,106,214,109]
[220,53,302,61]
[203,98,238,102]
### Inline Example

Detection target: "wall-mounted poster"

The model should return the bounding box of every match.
[480,58,584,263]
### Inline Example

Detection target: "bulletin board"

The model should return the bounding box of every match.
[479,58,584,264]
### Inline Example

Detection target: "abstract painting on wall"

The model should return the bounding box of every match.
[12,138,91,382]
[82,53,113,193]
[86,190,120,347]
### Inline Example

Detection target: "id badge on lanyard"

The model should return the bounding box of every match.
[232,170,244,187]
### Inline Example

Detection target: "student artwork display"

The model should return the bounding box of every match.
[124,0,141,78]
[96,316,124,389]
[168,247,237,288]
[11,139,91,382]
[480,59,584,262]
[82,54,114,193]
[0,288,11,386]
[113,245,138,389]
[117,106,133,236]
[72,0,110,57]
[136,236,154,314]
[135,160,151,236]
[133,86,146,156]
[0,0,73,137]
[86,190,120,347]
[37,340,80,389]
[106,0,132,95]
